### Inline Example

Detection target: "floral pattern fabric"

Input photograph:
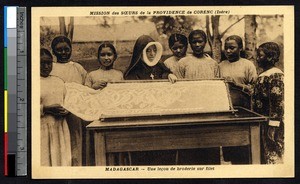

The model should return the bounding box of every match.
[63,80,231,121]
[252,72,284,164]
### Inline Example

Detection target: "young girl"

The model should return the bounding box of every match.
[163,33,188,78]
[50,36,87,84]
[40,48,71,166]
[85,42,123,90]
[252,42,284,164]
[50,36,87,166]
[124,35,177,83]
[219,35,258,99]
[176,30,220,165]
[178,29,219,79]
[218,36,258,164]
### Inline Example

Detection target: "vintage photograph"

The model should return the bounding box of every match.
[32,6,294,178]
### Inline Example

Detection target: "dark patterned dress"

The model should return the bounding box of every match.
[252,69,284,164]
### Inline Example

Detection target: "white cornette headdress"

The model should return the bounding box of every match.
[142,42,163,67]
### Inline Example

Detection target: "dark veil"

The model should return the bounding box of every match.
[124,35,155,78]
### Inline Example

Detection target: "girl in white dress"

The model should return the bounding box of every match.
[50,36,87,166]
[178,30,219,79]
[40,48,71,166]
[164,33,188,78]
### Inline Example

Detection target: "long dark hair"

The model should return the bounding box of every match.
[168,33,188,48]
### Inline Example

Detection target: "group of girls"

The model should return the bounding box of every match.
[40,28,284,166]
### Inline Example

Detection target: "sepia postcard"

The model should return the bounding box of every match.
[32,6,294,179]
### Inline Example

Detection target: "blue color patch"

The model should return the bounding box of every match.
[4,6,7,47]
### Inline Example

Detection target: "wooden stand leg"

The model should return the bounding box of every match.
[175,150,179,165]
[250,123,261,164]
[85,129,90,166]
[94,132,106,166]
[118,153,125,166]
[128,152,132,166]
[108,153,115,166]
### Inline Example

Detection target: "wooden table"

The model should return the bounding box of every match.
[87,107,267,166]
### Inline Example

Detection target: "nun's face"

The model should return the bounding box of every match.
[145,45,157,62]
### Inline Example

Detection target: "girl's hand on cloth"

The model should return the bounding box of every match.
[168,74,177,84]
[92,81,107,90]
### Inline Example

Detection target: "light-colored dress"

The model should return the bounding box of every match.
[176,54,220,164]
[178,54,219,79]
[85,68,123,88]
[219,58,258,163]
[219,58,258,108]
[51,61,87,84]
[40,76,71,166]
[219,58,258,88]
[164,55,188,79]
[50,61,87,166]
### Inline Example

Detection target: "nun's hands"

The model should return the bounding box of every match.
[92,81,107,90]
[168,74,177,84]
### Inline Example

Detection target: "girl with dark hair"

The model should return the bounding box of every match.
[164,33,188,78]
[219,36,259,164]
[219,35,258,100]
[85,41,123,90]
[50,35,87,166]
[51,35,87,84]
[178,29,219,79]
[253,42,284,164]
[175,30,220,164]
[124,35,177,83]
[40,48,71,166]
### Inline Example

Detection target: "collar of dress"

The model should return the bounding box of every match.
[259,67,283,77]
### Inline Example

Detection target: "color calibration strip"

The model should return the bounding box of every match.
[4,6,27,176]
[4,6,17,176]
[16,7,27,176]
[4,6,7,175]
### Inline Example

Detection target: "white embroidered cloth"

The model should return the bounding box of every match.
[63,80,231,121]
